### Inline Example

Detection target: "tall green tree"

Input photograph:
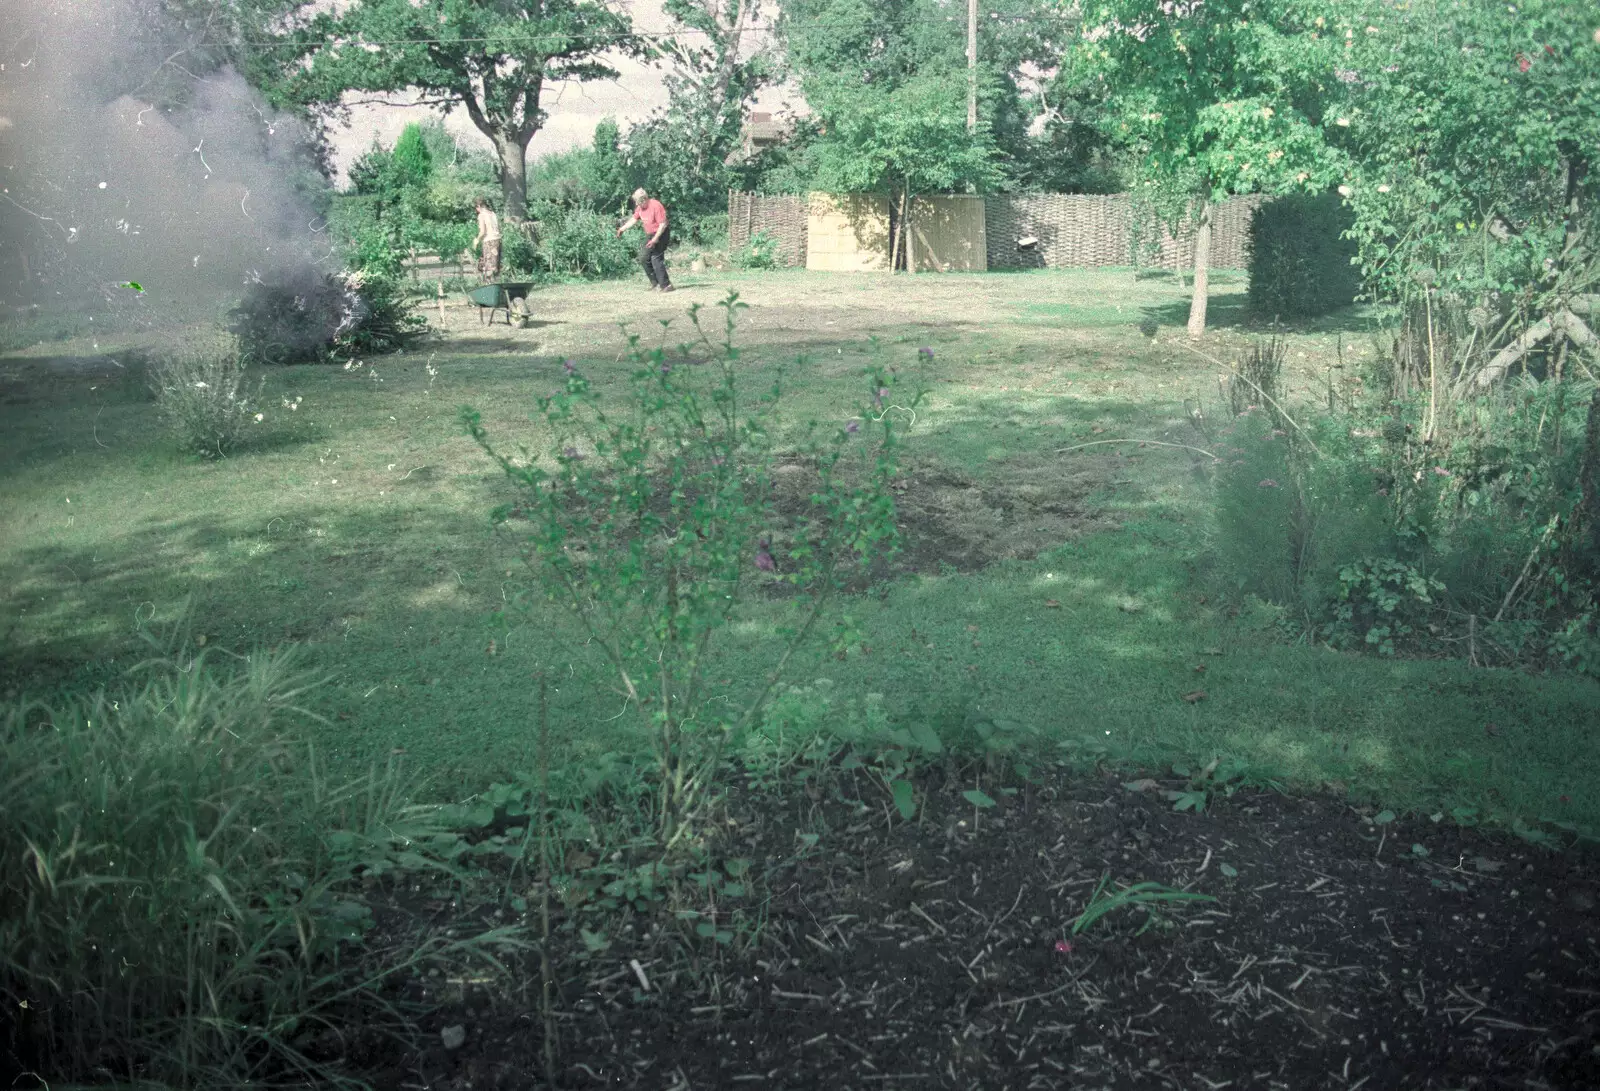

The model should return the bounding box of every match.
[1334,0,1600,385]
[625,0,773,222]
[812,77,1005,268]
[1078,0,1350,334]
[274,0,643,221]
[781,0,1005,265]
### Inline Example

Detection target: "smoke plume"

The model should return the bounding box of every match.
[0,0,332,322]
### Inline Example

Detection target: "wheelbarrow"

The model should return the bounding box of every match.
[466,282,534,326]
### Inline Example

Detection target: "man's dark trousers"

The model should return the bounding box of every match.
[640,226,672,289]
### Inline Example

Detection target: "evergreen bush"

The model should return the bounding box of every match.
[1246,190,1362,320]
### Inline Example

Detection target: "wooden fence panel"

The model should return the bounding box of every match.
[804,193,891,272]
[907,195,988,273]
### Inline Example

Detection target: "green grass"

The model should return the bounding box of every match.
[2,268,1596,840]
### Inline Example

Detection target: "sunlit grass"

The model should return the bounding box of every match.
[1,268,1596,839]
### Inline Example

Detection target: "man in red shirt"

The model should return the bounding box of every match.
[616,187,674,292]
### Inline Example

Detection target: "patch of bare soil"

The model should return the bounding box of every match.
[762,453,1117,582]
[349,766,1600,1091]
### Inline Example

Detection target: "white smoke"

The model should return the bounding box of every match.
[0,0,332,320]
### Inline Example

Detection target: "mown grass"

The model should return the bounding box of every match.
[2,268,1597,841]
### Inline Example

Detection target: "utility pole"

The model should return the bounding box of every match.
[967,0,978,132]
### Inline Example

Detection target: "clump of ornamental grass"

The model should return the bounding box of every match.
[0,621,524,1089]
[466,292,929,850]
[148,342,264,457]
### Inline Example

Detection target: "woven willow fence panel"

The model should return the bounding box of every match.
[728,191,1265,272]
[984,193,1266,271]
[727,193,808,267]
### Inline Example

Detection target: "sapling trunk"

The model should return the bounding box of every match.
[1186,199,1213,337]
[537,670,558,1088]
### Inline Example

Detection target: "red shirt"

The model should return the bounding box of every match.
[630,198,668,237]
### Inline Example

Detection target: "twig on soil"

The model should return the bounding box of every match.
[978,884,1027,947]
[1055,438,1217,459]
[996,958,1100,1008]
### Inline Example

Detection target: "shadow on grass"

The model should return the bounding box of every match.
[1138,297,1389,338]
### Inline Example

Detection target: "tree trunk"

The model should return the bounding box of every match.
[892,183,908,272]
[495,132,531,223]
[1186,198,1213,338]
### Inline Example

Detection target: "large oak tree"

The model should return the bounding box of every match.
[1079,0,1350,334]
[277,0,643,221]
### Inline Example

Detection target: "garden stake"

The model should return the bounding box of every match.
[538,669,558,1089]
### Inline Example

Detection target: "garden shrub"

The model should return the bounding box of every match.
[466,293,928,846]
[533,204,637,279]
[1246,190,1362,320]
[0,635,516,1087]
[732,230,781,271]
[501,222,543,278]
[1210,333,1599,671]
[148,343,263,457]
[229,268,425,365]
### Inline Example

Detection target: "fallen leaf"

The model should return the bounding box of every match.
[1123,778,1162,793]
[1485,722,1499,737]
[1044,599,1061,608]
[967,624,980,632]
[1193,663,1207,673]
[1203,647,1223,656]
[1182,689,1208,704]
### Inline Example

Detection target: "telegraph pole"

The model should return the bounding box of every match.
[967,0,978,131]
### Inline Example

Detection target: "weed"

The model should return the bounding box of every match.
[733,230,782,271]
[148,343,263,457]
[1071,873,1218,937]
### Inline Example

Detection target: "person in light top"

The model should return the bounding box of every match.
[616,188,673,292]
[472,197,501,282]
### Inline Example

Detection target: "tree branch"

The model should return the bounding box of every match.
[1474,315,1555,387]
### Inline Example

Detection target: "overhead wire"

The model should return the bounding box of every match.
[236,12,1045,52]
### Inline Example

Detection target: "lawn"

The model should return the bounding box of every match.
[9,266,1600,1090]
[3,266,1596,834]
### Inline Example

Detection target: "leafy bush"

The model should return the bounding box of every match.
[0,635,520,1087]
[1210,332,1599,673]
[148,344,263,457]
[502,222,543,278]
[1247,190,1362,320]
[466,294,928,846]
[732,230,782,271]
[229,268,425,366]
[533,204,637,279]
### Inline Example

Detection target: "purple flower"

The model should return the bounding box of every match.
[563,359,576,376]
[846,419,860,434]
[873,386,890,407]
[755,538,775,572]
[917,347,934,360]
[660,361,672,376]
[563,446,584,461]
[1258,479,1280,488]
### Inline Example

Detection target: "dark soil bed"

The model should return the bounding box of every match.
[356,767,1600,1090]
